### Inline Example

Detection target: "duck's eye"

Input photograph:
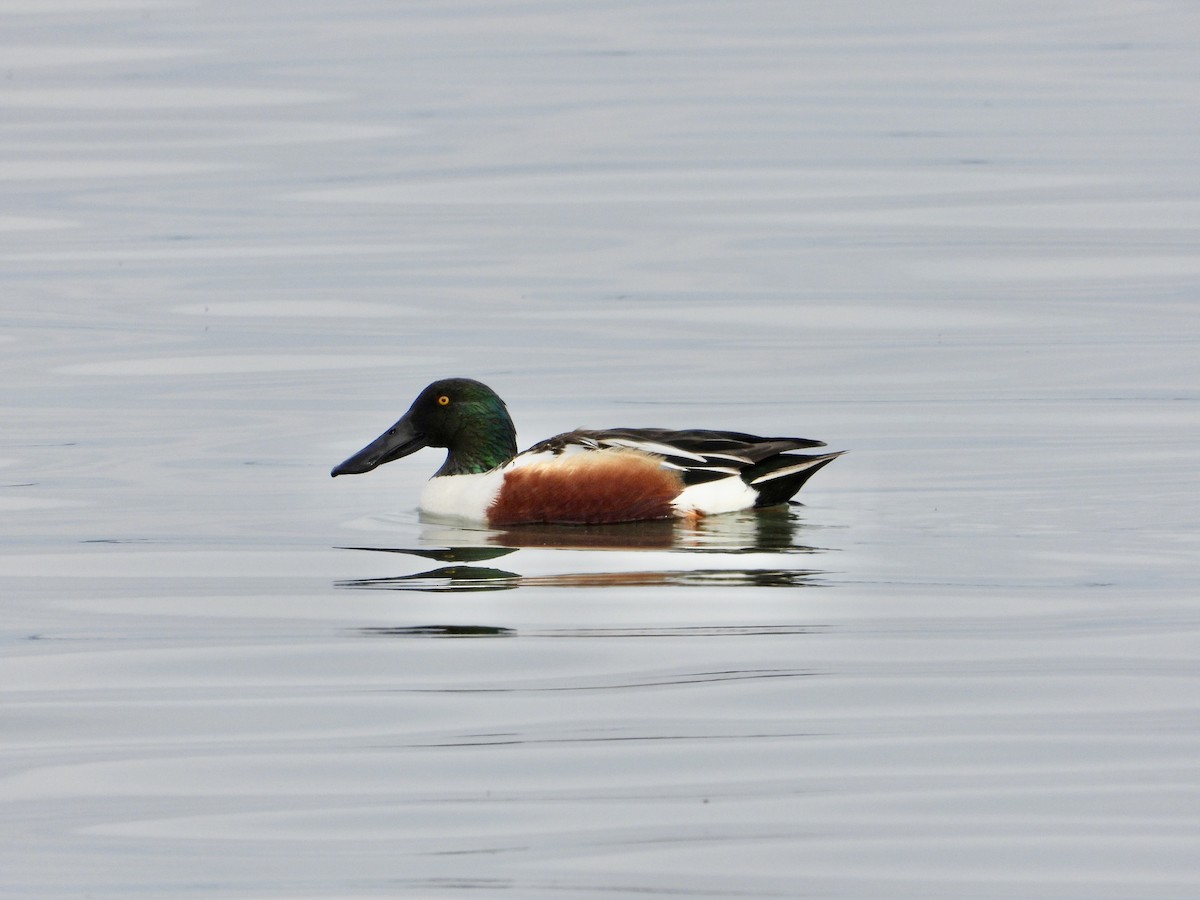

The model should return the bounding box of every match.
[437,395,451,407]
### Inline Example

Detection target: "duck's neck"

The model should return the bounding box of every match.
[436,417,518,476]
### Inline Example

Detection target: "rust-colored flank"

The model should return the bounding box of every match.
[488,449,684,526]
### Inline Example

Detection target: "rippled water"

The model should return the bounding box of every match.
[3,2,1199,897]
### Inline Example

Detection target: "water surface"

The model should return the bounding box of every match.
[2,2,1198,897]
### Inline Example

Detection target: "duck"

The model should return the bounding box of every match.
[331,378,843,526]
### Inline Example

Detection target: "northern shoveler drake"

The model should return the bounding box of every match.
[331,378,843,526]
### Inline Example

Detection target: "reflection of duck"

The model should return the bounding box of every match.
[331,378,843,526]
[337,511,830,592]
[340,563,822,592]
[431,507,812,553]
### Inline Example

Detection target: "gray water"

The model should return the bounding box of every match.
[3,2,1199,897]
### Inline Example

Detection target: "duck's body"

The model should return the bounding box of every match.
[331,378,842,526]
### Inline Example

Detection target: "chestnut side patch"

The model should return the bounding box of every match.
[488,449,683,525]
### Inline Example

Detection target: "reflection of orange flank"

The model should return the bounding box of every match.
[332,378,844,526]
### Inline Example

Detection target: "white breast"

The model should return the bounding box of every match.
[418,470,506,523]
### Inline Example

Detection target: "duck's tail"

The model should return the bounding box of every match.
[744,451,846,507]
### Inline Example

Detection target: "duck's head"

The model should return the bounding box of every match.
[331,378,518,478]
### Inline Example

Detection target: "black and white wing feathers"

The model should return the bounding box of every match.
[524,427,835,490]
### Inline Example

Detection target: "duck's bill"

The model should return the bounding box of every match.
[331,415,427,476]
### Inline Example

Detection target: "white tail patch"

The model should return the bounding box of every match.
[672,476,757,516]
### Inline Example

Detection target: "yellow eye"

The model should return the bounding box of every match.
[437,395,451,406]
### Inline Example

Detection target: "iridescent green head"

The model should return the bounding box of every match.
[331,378,518,478]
